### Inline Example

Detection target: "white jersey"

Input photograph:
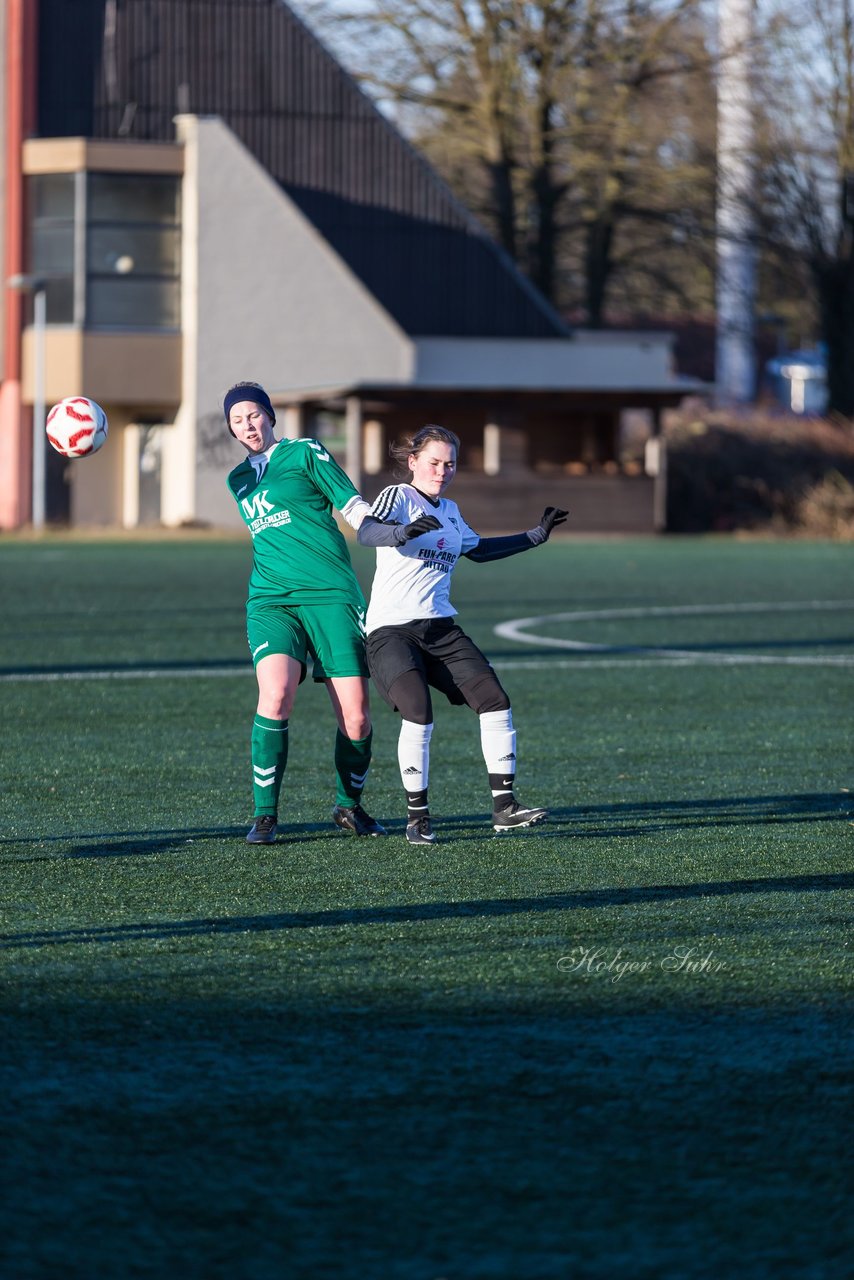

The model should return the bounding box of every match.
[365,485,481,633]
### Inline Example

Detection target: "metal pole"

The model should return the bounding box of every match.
[715,0,757,405]
[32,283,46,529]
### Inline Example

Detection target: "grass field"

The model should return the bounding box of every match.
[1,534,852,1280]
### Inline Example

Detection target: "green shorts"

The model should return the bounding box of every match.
[246,599,368,681]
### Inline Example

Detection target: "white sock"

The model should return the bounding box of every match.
[480,708,517,801]
[398,720,433,800]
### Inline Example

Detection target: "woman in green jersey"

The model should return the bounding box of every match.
[225,381,386,844]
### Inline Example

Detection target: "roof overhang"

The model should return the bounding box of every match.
[271,380,708,410]
[269,332,710,406]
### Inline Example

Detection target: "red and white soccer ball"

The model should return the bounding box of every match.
[46,396,109,459]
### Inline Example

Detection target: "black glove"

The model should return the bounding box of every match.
[540,507,568,537]
[395,513,442,543]
[527,507,569,545]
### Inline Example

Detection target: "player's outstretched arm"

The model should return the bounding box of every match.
[358,514,442,547]
[465,506,569,562]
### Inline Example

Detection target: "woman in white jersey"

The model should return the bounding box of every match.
[357,425,567,845]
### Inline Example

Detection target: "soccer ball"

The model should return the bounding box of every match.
[46,397,109,459]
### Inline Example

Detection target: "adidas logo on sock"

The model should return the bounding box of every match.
[403,766,419,775]
[499,753,517,761]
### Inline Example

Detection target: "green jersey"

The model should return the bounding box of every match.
[227,438,364,606]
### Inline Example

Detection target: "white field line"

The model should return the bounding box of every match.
[492,599,854,666]
[3,655,853,683]
[492,655,854,668]
[0,666,251,684]
[2,601,853,683]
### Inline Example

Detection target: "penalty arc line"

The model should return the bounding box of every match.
[492,599,854,666]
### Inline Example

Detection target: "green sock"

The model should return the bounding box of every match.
[335,729,372,807]
[251,715,288,817]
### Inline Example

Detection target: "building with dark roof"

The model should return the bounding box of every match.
[1,0,704,532]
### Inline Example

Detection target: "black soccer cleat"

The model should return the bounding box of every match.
[405,815,436,845]
[332,803,388,836]
[492,801,548,832]
[246,814,278,844]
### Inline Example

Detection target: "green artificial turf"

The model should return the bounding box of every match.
[0,535,852,1279]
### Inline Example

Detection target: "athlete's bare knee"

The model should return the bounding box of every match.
[326,677,372,740]
[256,687,296,719]
[255,679,297,719]
[256,653,301,719]
[341,709,371,739]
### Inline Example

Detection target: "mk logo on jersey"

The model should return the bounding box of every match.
[241,490,275,520]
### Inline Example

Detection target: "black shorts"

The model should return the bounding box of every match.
[366,617,495,711]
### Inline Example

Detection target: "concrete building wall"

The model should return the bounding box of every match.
[176,116,414,529]
[21,329,181,406]
[69,404,136,526]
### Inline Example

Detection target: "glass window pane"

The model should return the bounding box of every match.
[19,279,74,324]
[32,224,75,275]
[30,173,75,218]
[87,278,180,328]
[45,278,74,323]
[88,174,179,223]
[87,226,180,276]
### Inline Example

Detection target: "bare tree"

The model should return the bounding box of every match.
[561,0,716,324]
[306,0,716,323]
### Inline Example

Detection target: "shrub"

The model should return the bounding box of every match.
[794,471,854,538]
[664,409,854,537]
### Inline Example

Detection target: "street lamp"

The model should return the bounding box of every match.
[8,273,47,529]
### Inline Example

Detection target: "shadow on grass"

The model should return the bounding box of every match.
[436,790,853,840]
[426,791,853,842]
[1,870,851,951]
[0,823,336,859]
[1,792,850,859]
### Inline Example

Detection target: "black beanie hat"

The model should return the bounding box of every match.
[223,382,276,431]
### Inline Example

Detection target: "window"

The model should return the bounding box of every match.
[86,174,181,329]
[26,170,181,329]
[28,173,75,322]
